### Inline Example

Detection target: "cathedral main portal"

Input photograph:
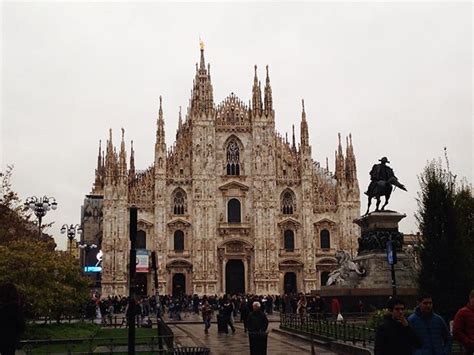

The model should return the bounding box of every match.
[225,259,245,294]
[218,240,253,295]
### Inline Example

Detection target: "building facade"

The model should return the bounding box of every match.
[82,47,360,297]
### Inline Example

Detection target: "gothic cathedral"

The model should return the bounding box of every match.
[81,47,360,297]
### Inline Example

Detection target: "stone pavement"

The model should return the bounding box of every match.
[170,322,338,355]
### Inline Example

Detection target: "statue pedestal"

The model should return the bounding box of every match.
[352,210,417,290]
[318,211,418,309]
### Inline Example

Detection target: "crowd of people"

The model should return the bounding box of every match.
[83,293,339,326]
[374,291,474,355]
[1,282,473,355]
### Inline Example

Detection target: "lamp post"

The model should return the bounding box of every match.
[61,224,82,254]
[24,196,58,237]
[78,243,97,273]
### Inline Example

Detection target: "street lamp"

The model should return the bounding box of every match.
[24,196,58,237]
[78,242,98,273]
[61,224,82,254]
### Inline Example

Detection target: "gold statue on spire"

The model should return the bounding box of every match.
[199,37,204,50]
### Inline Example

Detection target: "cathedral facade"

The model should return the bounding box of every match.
[82,47,360,297]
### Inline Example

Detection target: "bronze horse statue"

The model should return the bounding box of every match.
[365,177,407,214]
[365,157,407,215]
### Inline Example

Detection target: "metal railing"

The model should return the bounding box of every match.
[20,335,174,354]
[280,313,375,347]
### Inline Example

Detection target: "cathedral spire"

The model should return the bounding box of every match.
[129,140,135,180]
[178,106,183,129]
[345,133,357,184]
[93,140,104,193]
[190,43,214,117]
[264,65,273,115]
[251,65,263,116]
[300,99,310,153]
[335,133,345,181]
[96,140,102,174]
[292,124,296,151]
[105,128,116,181]
[199,39,206,71]
[156,96,165,147]
[119,128,127,178]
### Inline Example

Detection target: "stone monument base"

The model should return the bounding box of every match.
[315,210,419,311]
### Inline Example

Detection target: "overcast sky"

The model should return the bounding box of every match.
[1,2,472,250]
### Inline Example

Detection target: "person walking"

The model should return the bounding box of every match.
[453,290,474,355]
[408,294,452,355]
[240,298,251,333]
[222,295,236,333]
[331,297,341,319]
[297,294,307,326]
[374,298,420,355]
[314,295,325,320]
[0,283,26,355]
[247,301,269,355]
[201,299,213,334]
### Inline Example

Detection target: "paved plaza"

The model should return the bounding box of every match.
[172,323,337,355]
[166,313,338,355]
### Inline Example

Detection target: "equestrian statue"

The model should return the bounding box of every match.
[365,157,407,214]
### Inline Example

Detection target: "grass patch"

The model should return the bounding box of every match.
[21,324,166,353]
[96,327,158,338]
[23,322,100,340]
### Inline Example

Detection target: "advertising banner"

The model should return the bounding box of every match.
[84,248,102,273]
[136,250,149,273]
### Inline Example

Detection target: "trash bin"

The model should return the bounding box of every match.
[168,347,210,355]
[248,331,268,355]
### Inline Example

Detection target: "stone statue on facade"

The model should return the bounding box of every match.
[326,250,366,286]
[365,157,407,214]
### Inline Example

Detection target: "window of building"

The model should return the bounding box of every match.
[284,229,295,251]
[172,189,187,215]
[320,229,330,249]
[226,140,240,176]
[227,198,241,223]
[136,230,146,249]
[174,230,184,252]
[281,190,295,214]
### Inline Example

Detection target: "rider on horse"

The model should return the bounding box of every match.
[365,157,406,214]
[366,157,395,196]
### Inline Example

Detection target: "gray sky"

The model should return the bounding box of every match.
[2,2,472,250]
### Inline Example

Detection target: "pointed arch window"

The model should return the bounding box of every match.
[174,230,184,252]
[281,190,296,214]
[320,229,330,249]
[172,189,187,215]
[284,230,295,251]
[227,198,241,223]
[226,140,240,176]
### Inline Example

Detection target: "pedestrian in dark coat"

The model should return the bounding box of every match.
[221,295,235,333]
[408,294,452,355]
[0,283,25,355]
[240,299,251,333]
[374,298,420,355]
[453,290,474,355]
[247,301,269,355]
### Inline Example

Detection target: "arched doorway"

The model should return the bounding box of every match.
[172,273,186,296]
[321,271,330,286]
[284,272,297,294]
[225,259,245,294]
